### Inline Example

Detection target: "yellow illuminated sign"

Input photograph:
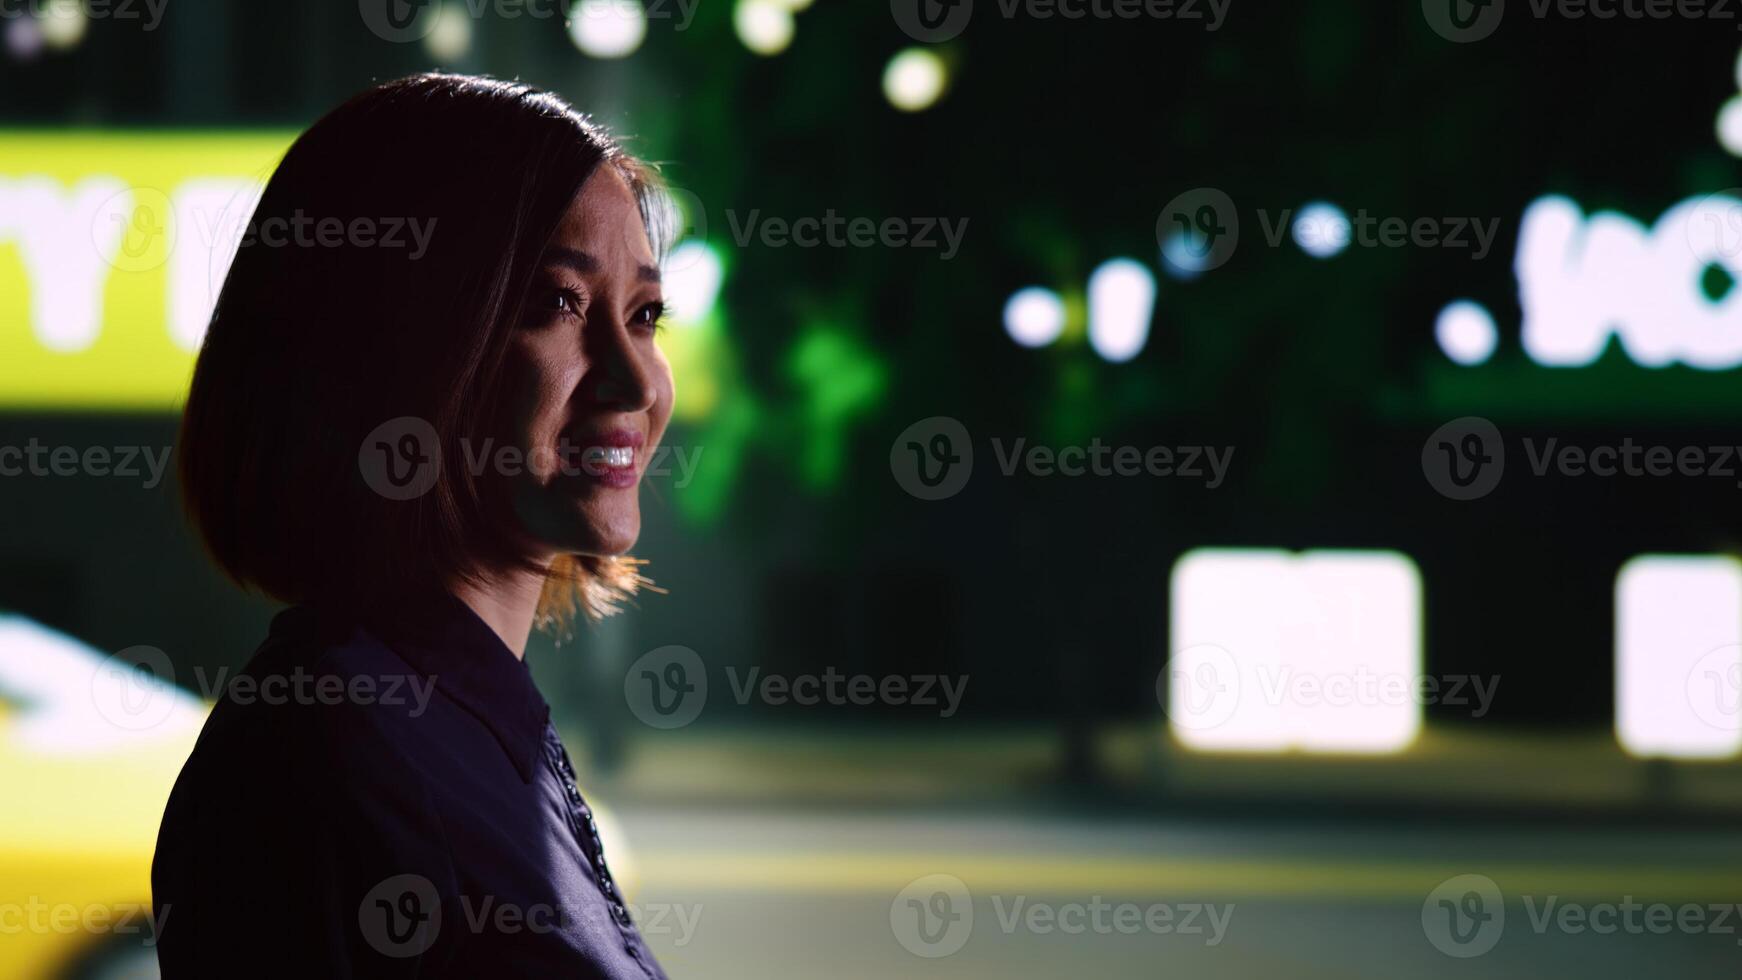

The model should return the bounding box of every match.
[0,131,295,410]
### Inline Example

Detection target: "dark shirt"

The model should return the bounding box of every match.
[151,593,669,979]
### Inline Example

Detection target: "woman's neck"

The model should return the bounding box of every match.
[449,567,548,659]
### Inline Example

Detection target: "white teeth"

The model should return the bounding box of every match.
[577,445,636,472]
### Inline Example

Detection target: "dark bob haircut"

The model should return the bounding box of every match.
[179,73,671,626]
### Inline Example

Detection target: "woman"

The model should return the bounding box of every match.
[153,73,675,978]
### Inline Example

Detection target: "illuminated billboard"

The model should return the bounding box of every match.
[0,132,293,409]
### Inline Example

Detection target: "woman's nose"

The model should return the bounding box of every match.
[588,326,659,413]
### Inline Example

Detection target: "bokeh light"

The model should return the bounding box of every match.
[1292,200,1351,259]
[423,3,474,63]
[1435,299,1498,365]
[1003,287,1066,348]
[568,0,647,58]
[1086,258,1156,363]
[734,0,795,55]
[882,47,947,112]
[39,0,87,51]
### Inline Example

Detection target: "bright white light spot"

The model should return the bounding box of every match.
[0,615,205,754]
[172,178,263,351]
[1159,228,1210,281]
[1616,555,1742,760]
[1168,549,1423,754]
[1003,287,1064,348]
[569,0,646,58]
[883,47,947,112]
[39,0,86,51]
[7,176,130,352]
[1086,258,1155,363]
[1719,95,1742,157]
[1517,193,1742,370]
[734,0,794,55]
[1435,299,1498,366]
[1291,201,1351,259]
[423,3,474,62]
[662,241,724,324]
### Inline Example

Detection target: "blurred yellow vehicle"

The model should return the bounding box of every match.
[0,615,203,980]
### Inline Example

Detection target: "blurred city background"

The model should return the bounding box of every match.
[4,0,1742,976]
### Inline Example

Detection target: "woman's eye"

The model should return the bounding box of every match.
[529,285,584,322]
[632,300,667,331]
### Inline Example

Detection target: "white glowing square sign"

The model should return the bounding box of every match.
[1167,549,1423,753]
[1615,555,1742,760]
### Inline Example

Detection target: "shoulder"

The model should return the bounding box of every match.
[172,607,447,804]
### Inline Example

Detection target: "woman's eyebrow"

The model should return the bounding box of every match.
[541,245,663,284]
[542,246,598,274]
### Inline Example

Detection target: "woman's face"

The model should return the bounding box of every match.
[498,165,674,562]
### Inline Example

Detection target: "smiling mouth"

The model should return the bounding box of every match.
[586,446,636,470]
[565,435,643,489]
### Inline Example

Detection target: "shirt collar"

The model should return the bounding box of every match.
[361,591,552,783]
